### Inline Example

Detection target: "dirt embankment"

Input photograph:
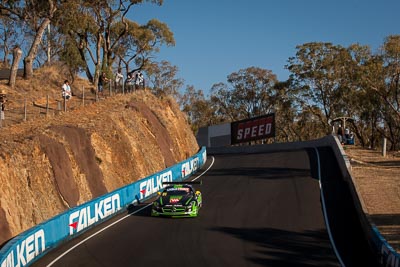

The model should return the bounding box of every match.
[0,91,199,245]
[345,146,400,252]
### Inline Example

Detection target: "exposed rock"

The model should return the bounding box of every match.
[0,91,199,245]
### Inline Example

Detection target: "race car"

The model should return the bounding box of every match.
[151,181,202,218]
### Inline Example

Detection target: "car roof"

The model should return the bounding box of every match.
[164,184,194,190]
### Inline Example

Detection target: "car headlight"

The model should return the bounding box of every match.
[186,201,195,212]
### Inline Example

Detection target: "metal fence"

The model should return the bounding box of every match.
[0,81,145,128]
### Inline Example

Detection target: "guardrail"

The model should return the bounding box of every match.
[328,139,400,267]
[0,147,207,267]
[208,135,400,267]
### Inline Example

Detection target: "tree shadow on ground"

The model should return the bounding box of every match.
[366,160,400,167]
[209,226,339,267]
[127,203,152,217]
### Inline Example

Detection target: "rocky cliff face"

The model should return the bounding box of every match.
[0,91,199,245]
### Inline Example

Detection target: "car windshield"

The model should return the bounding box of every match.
[163,186,192,196]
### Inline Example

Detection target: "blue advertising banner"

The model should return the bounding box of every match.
[0,147,207,267]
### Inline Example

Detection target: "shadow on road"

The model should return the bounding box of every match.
[127,203,152,217]
[210,226,339,267]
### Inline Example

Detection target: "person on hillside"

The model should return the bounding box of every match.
[135,70,144,90]
[125,74,134,93]
[0,89,7,120]
[62,80,72,100]
[98,72,109,97]
[344,127,350,143]
[337,124,344,144]
[114,68,124,93]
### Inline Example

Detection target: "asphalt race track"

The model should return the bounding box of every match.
[33,148,378,267]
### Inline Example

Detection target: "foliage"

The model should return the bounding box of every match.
[0,15,19,67]
[144,60,183,98]
[0,0,58,78]
[210,67,278,121]
[181,85,217,133]
[180,38,400,150]
[1,2,399,150]
[0,0,173,84]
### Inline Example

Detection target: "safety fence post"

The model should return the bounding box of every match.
[46,95,49,116]
[24,99,27,121]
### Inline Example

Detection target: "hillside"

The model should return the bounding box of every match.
[345,146,400,252]
[0,65,199,245]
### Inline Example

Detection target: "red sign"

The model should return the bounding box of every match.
[231,114,275,144]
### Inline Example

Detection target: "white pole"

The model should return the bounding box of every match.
[47,24,51,63]
[24,99,27,121]
[0,103,2,128]
[382,137,387,157]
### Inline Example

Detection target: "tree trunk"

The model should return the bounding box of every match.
[78,47,93,83]
[8,46,22,88]
[2,46,10,68]
[23,18,52,79]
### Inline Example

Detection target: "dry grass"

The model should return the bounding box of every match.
[345,146,400,252]
[0,64,101,127]
[0,63,79,99]
[346,146,400,214]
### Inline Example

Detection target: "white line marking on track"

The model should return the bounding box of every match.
[46,156,215,267]
[192,156,214,181]
[314,147,345,267]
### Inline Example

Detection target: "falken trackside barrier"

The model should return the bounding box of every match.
[371,226,400,267]
[0,147,207,267]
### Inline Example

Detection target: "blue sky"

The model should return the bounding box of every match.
[133,0,400,95]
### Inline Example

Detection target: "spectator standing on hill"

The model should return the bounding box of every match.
[115,68,124,93]
[125,74,134,92]
[62,80,72,100]
[337,124,344,144]
[135,70,144,90]
[0,89,7,120]
[98,72,109,97]
[345,127,350,138]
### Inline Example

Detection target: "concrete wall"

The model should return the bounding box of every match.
[197,123,231,147]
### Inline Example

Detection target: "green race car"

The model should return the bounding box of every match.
[151,181,202,218]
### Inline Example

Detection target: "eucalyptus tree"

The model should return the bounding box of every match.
[210,67,278,122]
[0,0,58,79]
[181,85,218,133]
[287,42,354,132]
[56,0,101,82]
[293,107,327,141]
[287,39,400,149]
[144,60,183,98]
[58,0,172,85]
[113,19,175,76]
[272,80,307,142]
[379,35,400,149]
[378,35,400,119]
[0,15,19,68]
[209,82,235,122]
[363,35,400,149]
[342,44,383,148]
